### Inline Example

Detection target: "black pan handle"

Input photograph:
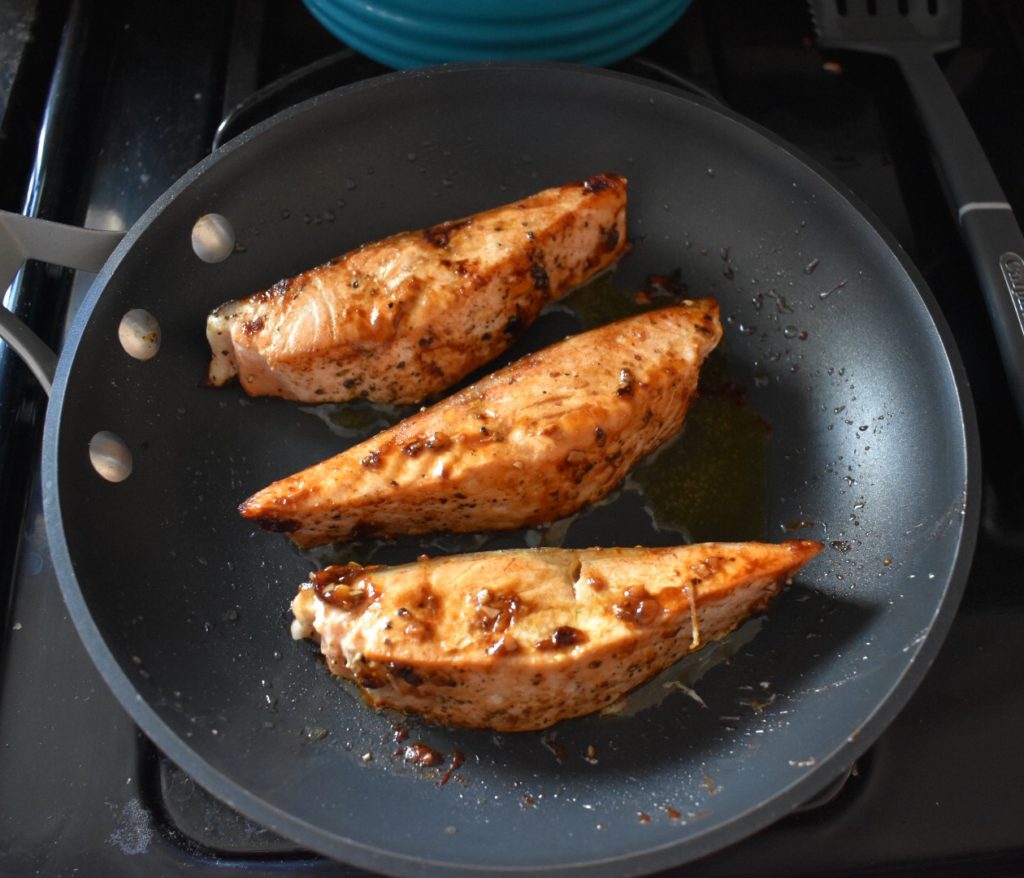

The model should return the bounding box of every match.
[0,210,125,395]
[896,46,1024,424]
[959,208,1024,422]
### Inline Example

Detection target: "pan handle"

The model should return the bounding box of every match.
[894,48,1024,425]
[0,210,125,396]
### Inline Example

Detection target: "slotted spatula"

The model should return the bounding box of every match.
[811,0,1024,424]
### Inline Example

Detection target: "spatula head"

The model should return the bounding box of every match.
[810,0,962,56]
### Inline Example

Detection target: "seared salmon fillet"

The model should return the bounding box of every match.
[290,541,823,731]
[206,173,628,403]
[240,301,722,547]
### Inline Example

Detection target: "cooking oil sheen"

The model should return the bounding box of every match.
[629,388,770,543]
[562,271,771,544]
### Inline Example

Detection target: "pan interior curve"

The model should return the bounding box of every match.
[45,65,974,875]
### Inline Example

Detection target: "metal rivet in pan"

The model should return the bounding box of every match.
[191,213,235,263]
[89,431,132,482]
[118,309,161,360]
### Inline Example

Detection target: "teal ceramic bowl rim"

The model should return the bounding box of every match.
[345,0,665,21]
[303,0,691,67]
[306,0,684,55]
[315,0,679,43]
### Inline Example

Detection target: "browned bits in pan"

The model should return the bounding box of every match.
[403,742,444,767]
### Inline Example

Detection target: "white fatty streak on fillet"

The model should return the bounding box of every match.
[239,300,723,547]
[290,541,824,731]
[205,173,629,404]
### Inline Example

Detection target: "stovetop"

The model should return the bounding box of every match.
[1,1,1023,875]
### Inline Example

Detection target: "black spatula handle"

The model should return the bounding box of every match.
[960,208,1024,420]
[897,46,1024,422]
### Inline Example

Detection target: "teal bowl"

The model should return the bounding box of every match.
[302,0,693,69]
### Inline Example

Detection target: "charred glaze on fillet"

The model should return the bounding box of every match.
[206,173,629,403]
[290,541,823,731]
[239,301,723,547]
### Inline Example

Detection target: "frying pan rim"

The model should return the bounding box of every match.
[40,60,981,876]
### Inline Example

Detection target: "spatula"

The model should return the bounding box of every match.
[810,0,1024,424]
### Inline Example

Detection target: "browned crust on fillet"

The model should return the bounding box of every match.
[290,541,823,731]
[240,301,723,547]
[206,173,629,403]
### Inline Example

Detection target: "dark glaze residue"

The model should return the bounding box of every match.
[253,277,292,302]
[401,439,426,457]
[612,586,663,625]
[439,750,465,786]
[355,665,385,690]
[582,174,615,193]
[310,563,379,610]
[254,516,300,533]
[403,742,444,767]
[422,218,471,249]
[530,262,550,291]
[642,268,688,299]
[387,662,424,687]
[425,432,450,451]
[475,588,524,634]
[535,626,586,651]
[241,315,264,336]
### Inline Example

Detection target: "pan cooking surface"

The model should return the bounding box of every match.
[43,65,976,875]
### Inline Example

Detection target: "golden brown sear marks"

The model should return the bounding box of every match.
[206,174,629,403]
[290,541,823,731]
[240,301,722,548]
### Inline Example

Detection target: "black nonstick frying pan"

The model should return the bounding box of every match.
[3,64,977,875]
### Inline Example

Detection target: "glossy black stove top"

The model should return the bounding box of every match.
[1,1,1022,875]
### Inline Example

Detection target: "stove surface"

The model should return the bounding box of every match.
[1,1,1022,875]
